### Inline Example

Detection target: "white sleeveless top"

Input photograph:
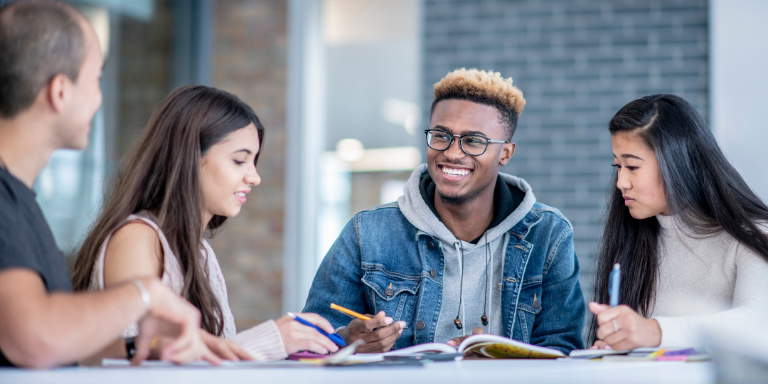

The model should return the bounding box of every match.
[88,212,236,338]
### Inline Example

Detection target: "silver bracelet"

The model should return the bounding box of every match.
[130,278,151,313]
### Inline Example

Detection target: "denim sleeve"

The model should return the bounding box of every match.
[529,221,586,353]
[302,215,368,330]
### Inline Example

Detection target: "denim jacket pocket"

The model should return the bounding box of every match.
[362,266,421,323]
[515,275,543,343]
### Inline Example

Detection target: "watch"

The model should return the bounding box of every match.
[125,337,137,359]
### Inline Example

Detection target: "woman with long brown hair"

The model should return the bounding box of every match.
[72,85,339,361]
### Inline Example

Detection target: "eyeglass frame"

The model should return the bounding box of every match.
[424,129,509,156]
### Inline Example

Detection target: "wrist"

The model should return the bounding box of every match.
[129,277,152,315]
[336,326,349,342]
[646,318,662,347]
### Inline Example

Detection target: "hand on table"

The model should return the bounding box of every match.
[200,330,254,361]
[275,312,340,355]
[337,311,405,353]
[446,326,484,347]
[589,302,661,351]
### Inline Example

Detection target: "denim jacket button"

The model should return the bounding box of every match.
[385,288,394,296]
[427,241,435,250]
[430,269,437,278]
[416,321,425,330]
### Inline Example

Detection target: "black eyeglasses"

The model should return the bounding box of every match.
[424,129,508,156]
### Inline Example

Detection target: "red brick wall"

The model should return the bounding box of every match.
[210,0,288,331]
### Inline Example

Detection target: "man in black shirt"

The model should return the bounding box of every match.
[0,0,219,368]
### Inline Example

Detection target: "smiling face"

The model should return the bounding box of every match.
[427,99,515,205]
[611,131,670,219]
[199,124,262,224]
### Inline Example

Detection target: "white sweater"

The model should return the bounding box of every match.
[651,214,768,349]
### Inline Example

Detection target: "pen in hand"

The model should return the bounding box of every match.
[609,263,621,307]
[330,303,372,321]
[287,312,346,347]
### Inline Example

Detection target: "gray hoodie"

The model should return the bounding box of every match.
[397,164,536,343]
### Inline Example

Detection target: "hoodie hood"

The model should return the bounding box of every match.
[398,164,536,245]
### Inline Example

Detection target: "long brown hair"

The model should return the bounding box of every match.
[72,85,265,336]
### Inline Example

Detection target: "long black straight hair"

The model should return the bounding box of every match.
[590,94,768,343]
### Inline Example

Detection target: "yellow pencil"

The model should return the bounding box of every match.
[330,303,372,321]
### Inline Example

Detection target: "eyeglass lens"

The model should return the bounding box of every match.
[427,131,488,155]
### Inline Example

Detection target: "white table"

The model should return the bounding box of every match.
[0,360,716,384]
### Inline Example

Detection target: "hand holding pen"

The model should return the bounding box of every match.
[331,303,406,354]
[588,263,662,351]
[274,312,341,355]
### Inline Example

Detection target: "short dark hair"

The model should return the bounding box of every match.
[0,0,86,118]
[430,68,526,141]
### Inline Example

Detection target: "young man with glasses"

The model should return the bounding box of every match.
[304,69,585,353]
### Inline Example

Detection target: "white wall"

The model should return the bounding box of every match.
[710,0,768,202]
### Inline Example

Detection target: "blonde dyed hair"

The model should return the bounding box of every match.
[432,68,526,139]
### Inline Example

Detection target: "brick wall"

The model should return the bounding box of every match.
[422,0,709,299]
[116,0,173,162]
[209,0,288,331]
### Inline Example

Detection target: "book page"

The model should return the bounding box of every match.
[457,334,565,358]
[353,342,457,360]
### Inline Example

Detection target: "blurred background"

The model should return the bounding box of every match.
[4,0,766,334]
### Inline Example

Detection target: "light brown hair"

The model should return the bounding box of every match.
[0,0,86,117]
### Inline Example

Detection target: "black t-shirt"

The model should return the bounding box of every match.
[419,173,526,244]
[0,166,72,366]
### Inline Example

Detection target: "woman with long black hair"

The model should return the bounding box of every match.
[589,94,768,350]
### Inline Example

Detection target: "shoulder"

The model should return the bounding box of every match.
[354,202,407,224]
[358,202,400,215]
[0,173,24,220]
[104,220,164,279]
[529,202,573,232]
[109,221,161,247]
[350,202,418,242]
[355,202,413,228]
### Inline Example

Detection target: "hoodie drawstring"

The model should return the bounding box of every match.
[453,241,465,336]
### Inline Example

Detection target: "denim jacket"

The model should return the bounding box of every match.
[304,167,585,354]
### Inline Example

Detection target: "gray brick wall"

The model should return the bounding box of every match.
[422,0,708,300]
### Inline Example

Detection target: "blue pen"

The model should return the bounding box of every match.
[609,263,621,307]
[287,312,347,347]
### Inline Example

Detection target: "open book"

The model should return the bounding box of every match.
[355,334,565,360]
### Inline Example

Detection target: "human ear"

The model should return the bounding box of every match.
[498,142,516,166]
[46,74,71,114]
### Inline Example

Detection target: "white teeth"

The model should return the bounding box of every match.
[442,167,470,176]
[235,192,245,197]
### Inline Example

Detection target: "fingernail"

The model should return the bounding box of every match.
[384,317,393,325]
[398,321,406,329]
